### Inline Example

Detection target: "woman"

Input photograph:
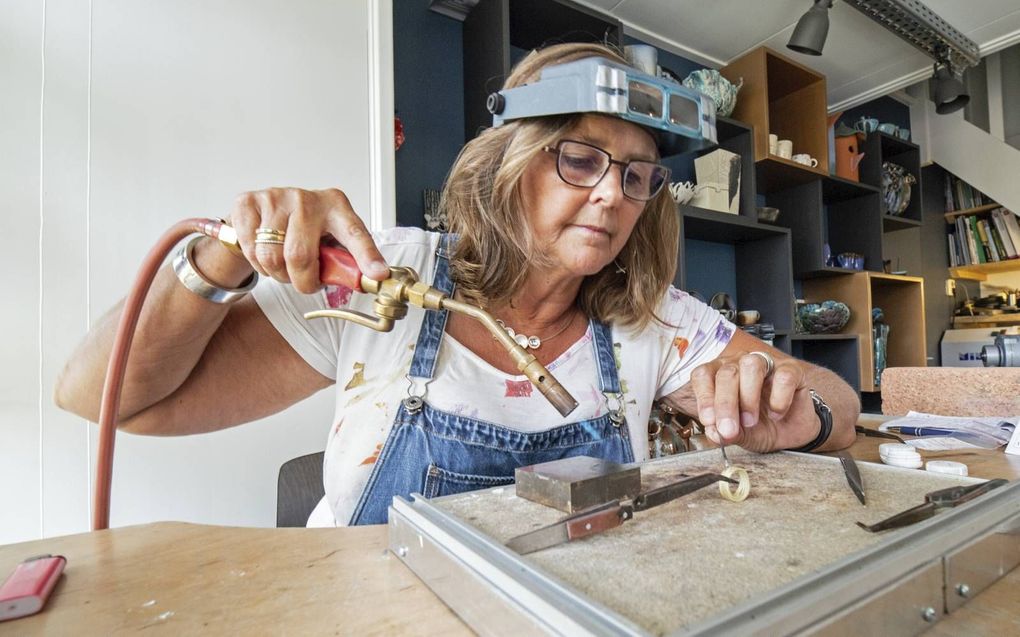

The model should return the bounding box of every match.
[56,43,858,526]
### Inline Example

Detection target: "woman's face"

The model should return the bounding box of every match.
[520,114,658,281]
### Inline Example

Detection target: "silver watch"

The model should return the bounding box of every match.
[172,235,257,304]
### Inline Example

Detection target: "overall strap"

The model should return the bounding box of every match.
[590,318,621,394]
[407,234,455,380]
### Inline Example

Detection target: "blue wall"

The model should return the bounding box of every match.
[685,239,738,306]
[393,1,465,228]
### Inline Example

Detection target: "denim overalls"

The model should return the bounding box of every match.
[349,236,635,525]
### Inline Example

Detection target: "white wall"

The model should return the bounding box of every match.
[2,0,394,544]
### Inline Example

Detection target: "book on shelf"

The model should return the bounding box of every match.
[948,207,1020,266]
[1000,208,1020,254]
[992,210,1017,258]
[944,174,991,212]
[971,216,987,263]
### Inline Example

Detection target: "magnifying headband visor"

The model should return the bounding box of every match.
[487,56,717,157]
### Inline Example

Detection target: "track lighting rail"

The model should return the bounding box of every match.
[842,0,979,71]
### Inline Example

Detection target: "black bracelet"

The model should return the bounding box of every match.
[790,389,833,453]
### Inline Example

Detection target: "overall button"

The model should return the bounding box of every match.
[403,396,424,414]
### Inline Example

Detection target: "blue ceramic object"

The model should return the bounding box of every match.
[797,301,851,334]
[854,117,879,134]
[682,69,742,118]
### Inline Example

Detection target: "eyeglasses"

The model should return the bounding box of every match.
[542,140,671,202]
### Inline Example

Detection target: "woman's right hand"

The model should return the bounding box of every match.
[228,187,390,294]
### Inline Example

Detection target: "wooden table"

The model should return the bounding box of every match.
[2,417,1018,636]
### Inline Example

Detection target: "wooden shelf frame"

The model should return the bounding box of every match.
[803,272,926,392]
[721,47,829,175]
[949,260,1020,281]
[944,203,1002,222]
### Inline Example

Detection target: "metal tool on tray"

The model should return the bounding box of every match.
[506,472,737,554]
[836,449,866,505]
[856,479,1008,532]
[854,424,905,443]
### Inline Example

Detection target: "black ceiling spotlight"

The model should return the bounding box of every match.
[787,0,835,56]
[930,45,969,114]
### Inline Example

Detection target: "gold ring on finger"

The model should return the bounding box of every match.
[747,351,774,377]
[255,228,286,246]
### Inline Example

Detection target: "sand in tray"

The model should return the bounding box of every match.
[433,448,975,635]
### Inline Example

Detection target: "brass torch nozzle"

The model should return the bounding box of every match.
[305,264,578,417]
[440,298,579,417]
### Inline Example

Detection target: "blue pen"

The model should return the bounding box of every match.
[886,426,956,436]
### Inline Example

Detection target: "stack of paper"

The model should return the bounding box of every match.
[878,411,1018,452]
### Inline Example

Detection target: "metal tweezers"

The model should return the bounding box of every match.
[856,479,1008,532]
[505,472,737,554]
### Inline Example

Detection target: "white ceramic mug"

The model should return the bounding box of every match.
[776,139,793,159]
[792,153,818,167]
[768,133,778,155]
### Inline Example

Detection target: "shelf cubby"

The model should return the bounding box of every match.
[721,46,829,174]
[802,272,926,392]
[676,206,794,335]
[766,178,882,278]
[790,335,861,392]
[859,131,922,228]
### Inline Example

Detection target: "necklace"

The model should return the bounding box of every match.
[495,312,576,350]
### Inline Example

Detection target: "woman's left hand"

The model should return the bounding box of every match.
[688,349,821,453]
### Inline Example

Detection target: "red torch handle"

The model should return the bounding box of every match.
[319,245,364,292]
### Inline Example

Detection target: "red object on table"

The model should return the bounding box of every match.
[0,554,66,621]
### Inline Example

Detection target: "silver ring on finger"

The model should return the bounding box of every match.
[255,227,286,245]
[747,351,775,377]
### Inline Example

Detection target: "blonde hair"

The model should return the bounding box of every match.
[442,42,678,330]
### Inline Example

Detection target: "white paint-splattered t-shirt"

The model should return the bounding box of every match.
[252,227,734,526]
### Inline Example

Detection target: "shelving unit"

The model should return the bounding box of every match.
[802,272,926,392]
[449,3,928,395]
[943,187,1019,280]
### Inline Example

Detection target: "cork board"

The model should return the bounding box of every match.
[432,449,977,635]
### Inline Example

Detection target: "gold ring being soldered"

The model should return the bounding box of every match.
[720,466,750,502]
[747,351,774,377]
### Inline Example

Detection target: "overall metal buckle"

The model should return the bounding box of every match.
[603,391,626,427]
[403,375,429,414]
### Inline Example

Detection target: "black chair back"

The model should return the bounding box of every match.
[276,451,325,527]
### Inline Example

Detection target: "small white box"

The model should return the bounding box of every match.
[691,149,741,215]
